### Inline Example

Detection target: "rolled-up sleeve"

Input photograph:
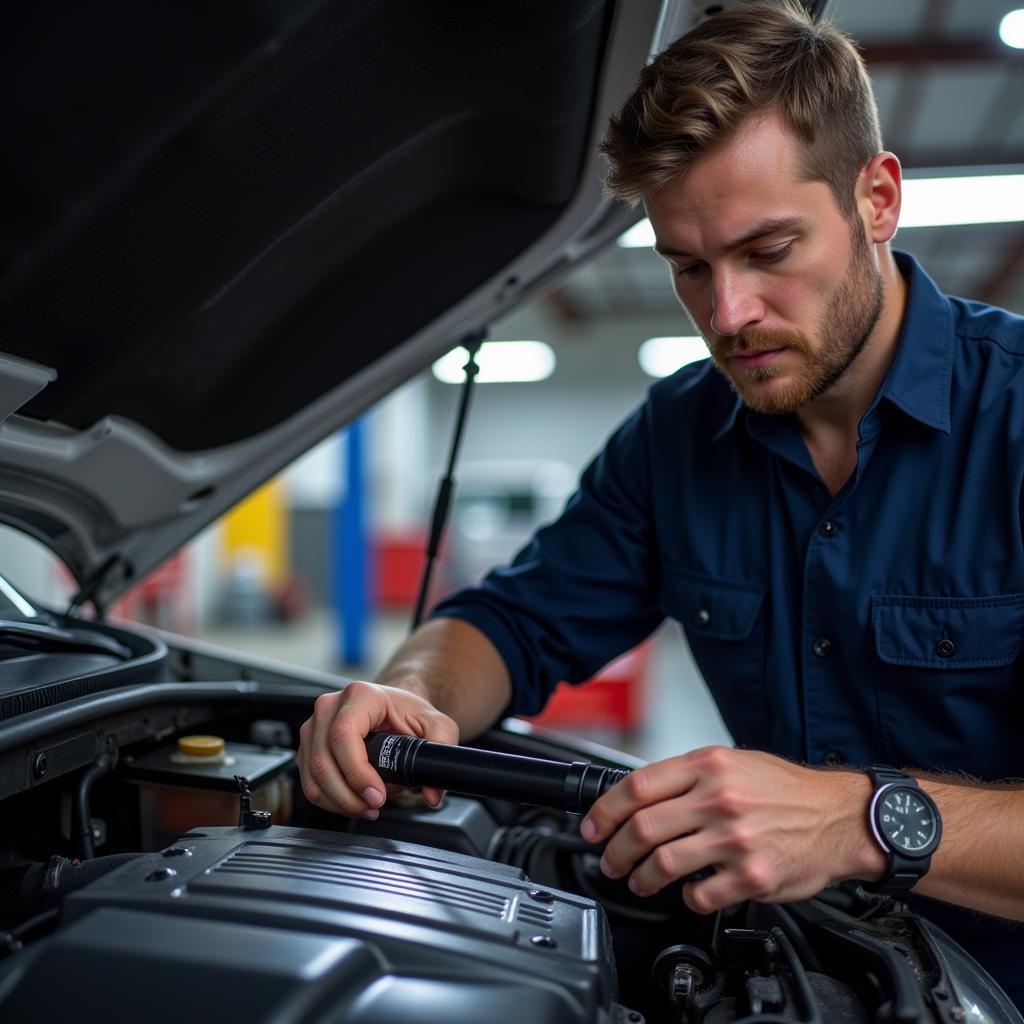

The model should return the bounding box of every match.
[431,399,663,716]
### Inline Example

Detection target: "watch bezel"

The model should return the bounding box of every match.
[869,781,941,859]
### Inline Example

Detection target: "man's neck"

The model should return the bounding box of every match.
[796,247,908,495]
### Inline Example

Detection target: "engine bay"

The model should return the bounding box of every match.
[5,824,619,1023]
[0,623,1017,1023]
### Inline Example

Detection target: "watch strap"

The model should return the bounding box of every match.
[867,765,914,789]
[863,765,940,895]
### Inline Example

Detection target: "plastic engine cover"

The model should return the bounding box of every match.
[0,826,629,1024]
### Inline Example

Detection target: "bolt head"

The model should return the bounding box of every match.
[668,963,702,1005]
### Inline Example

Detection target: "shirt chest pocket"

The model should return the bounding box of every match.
[872,594,1024,669]
[660,564,768,744]
[870,593,1024,778]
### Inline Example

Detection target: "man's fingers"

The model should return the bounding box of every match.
[678,849,784,913]
[582,754,703,842]
[622,833,719,897]
[297,715,348,815]
[598,795,703,879]
[305,688,385,815]
[422,786,447,807]
[297,682,462,819]
[322,688,390,807]
[424,712,460,748]
[682,867,759,915]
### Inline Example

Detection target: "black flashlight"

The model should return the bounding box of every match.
[365,733,630,814]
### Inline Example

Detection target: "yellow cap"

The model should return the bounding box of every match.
[177,735,226,758]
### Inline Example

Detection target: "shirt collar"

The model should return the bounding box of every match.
[712,394,744,440]
[712,250,953,441]
[879,251,953,435]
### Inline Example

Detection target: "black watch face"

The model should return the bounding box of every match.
[877,785,938,853]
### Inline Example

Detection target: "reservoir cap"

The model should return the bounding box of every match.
[177,735,226,758]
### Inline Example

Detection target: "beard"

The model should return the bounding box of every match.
[707,226,884,415]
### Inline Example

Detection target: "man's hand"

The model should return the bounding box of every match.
[298,680,460,820]
[580,746,884,913]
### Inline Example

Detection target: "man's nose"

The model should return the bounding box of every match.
[709,269,764,338]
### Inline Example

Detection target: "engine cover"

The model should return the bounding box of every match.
[0,825,629,1024]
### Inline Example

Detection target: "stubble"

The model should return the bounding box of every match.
[710,226,885,415]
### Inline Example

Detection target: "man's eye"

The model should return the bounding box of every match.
[673,262,705,279]
[753,242,792,264]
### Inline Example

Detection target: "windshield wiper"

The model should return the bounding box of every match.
[0,620,132,660]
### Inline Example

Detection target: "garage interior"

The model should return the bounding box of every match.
[4,0,1023,765]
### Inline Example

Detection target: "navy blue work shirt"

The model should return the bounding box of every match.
[433,252,1024,1000]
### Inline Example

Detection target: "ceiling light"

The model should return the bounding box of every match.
[999,9,1024,48]
[431,341,556,384]
[618,220,656,248]
[900,173,1024,227]
[617,172,1024,246]
[639,336,710,378]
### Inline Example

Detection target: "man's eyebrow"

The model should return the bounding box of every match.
[654,216,806,258]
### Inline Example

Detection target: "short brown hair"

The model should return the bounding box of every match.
[601,0,882,216]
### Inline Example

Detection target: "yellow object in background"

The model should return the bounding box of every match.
[220,478,288,590]
[170,733,232,765]
[176,735,225,757]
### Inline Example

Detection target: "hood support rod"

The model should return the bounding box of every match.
[65,553,123,620]
[410,330,486,631]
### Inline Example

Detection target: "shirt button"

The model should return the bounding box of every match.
[813,637,832,657]
[694,608,711,627]
[819,520,837,537]
[936,639,956,659]
[823,751,843,766]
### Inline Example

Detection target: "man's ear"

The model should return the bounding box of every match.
[856,152,902,244]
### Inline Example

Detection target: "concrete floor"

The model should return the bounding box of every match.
[195,608,732,764]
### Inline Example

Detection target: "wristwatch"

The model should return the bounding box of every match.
[863,766,942,894]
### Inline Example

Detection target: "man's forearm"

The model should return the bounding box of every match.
[837,769,1024,920]
[910,776,1024,920]
[375,616,514,740]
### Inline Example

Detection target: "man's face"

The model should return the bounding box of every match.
[645,115,883,415]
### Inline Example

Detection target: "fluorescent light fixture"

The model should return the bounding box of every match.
[617,172,1024,246]
[900,174,1024,227]
[432,341,556,384]
[999,9,1024,48]
[618,219,657,248]
[639,336,710,378]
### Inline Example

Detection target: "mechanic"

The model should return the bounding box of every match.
[299,1,1024,1001]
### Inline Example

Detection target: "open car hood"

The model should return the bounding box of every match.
[0,0,704,607]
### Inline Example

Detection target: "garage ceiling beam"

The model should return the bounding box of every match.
[897,146,1024,169]
[862,39,1024,67]
[885,0,954,153]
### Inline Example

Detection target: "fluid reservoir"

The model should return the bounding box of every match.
[122,736,294,849]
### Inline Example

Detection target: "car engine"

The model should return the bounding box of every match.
[0,619,1019,1024]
